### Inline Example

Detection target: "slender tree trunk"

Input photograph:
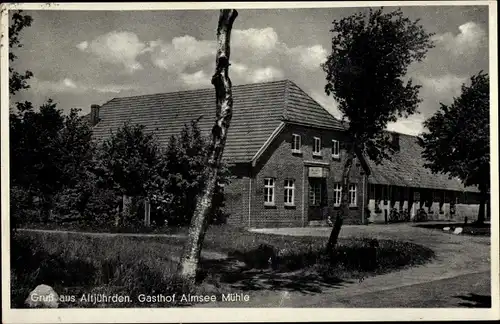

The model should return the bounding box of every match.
[40,195,51,223]
[326,145,355,253]
[114,195,123,227]
[476,186,488,225]
[177,9,238,288]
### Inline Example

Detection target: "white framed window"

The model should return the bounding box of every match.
[332,140,340,159]
[333,183,342,207]
[284,179,295,206]
[349,184,357,206]
[264,178,275,205]
[292,134,301,153]
[313,137,322,156]
[309,181,322,206]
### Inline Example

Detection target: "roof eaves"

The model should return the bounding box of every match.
[285,120,344,131]
[251,122,286,167]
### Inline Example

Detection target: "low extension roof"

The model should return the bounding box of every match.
[92,79,343,163]
[367,133,478,193]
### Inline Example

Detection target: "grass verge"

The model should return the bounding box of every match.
[11,225,435,308]
[10,231,183,308]
[18,221,184,235]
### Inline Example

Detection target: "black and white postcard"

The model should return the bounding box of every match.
[1,1,498,323]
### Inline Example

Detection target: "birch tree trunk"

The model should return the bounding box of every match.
[326,144,355,253]
[177,9,238,288]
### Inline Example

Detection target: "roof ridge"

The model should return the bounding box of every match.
[104,79,294,103]
[286,80,342,123]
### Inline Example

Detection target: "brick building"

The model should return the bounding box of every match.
[89,79,486,228]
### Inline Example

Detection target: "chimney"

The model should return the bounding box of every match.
[391,132,400,150]
[90,104,100,126]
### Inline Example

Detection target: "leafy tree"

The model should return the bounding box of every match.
[420,72,490,224]
[150,119,231,226]
[58,109,96,186]
[10,102,96,223]
[51,109,103,223]
[96,122,161,226]
[8,10,33,229]
[10,100,65,222]
[9,10,33,96]
[321,7,434,250]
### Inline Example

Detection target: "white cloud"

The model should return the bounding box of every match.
[231,63,284,83]
[285,44,327,71]
[432,22,487,56]
[77,31,147,73]
[232,27,279,55]
[76,41,88,51]
[94,84,136,94]
[33,77,136,94]
[251,66,284,83]
[419,74,466,96]
[232,27,327,71]
[310,90,341,119]
[77,27,327,84]
[180,70,211,88]
[146,35,215,72]
[33,77,85,94]
[231,62,249,75]
[62,78,77,89]
[386,115,425,136]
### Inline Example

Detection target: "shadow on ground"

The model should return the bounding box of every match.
[454,293,492,308]
[199,257,351,294]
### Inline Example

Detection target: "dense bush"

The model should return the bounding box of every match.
[52,185,120,225]
[148,119,232,227]
[10,186,39,227]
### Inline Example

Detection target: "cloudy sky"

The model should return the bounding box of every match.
[10,5,489,135]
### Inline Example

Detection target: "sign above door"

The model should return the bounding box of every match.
[308,167,327,178]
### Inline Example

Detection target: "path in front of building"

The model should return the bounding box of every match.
[196,223,491,308]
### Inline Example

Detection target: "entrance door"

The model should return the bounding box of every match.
[308,178,328,221]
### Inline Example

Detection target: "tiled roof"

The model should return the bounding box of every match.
[367,133,479,192]
[92,79,343,163]
[90,79,472,193]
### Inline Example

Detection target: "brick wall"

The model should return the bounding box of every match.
[222,164,250,226]
[249,124,367,228]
